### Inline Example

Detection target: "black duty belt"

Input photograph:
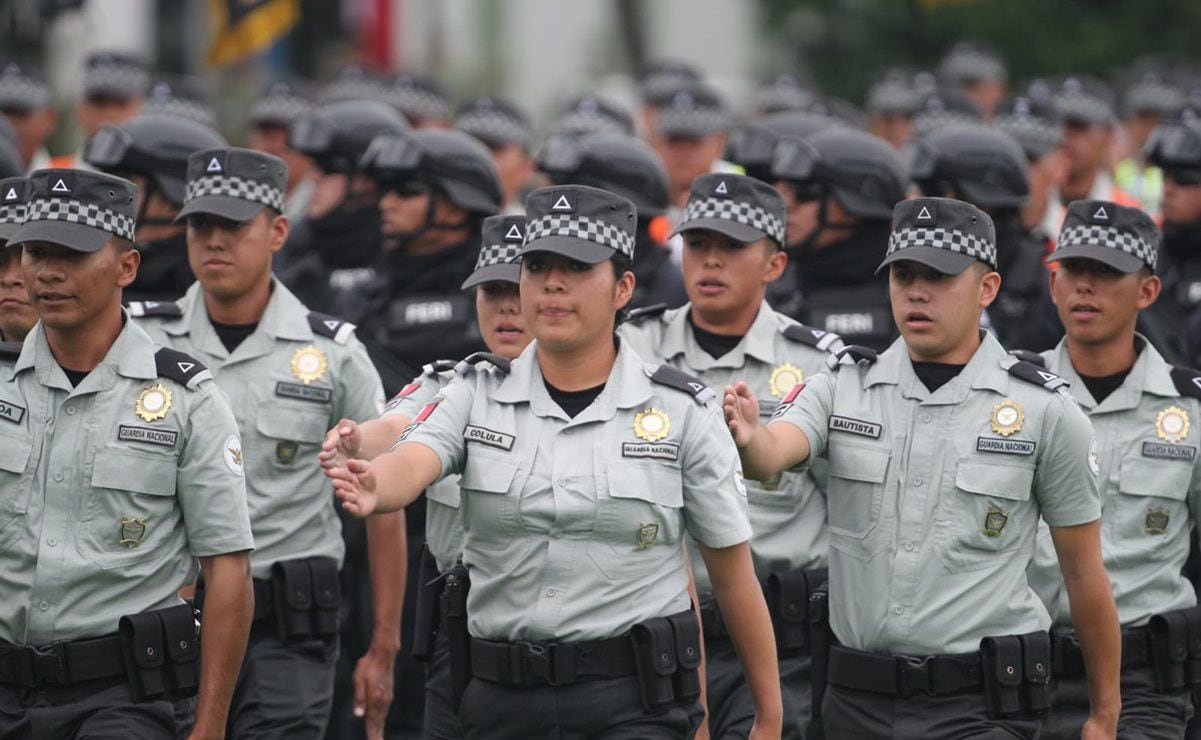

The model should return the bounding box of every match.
[1051,627,1151,677]
[0,634,126,688]
[470,634,638,687]
[700,567,826,653]
[827,644,984,698]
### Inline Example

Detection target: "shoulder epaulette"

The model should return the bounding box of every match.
[1008,349,1046,367]
[782,323,840,352]
[454,352,511,376]
[825,344,878,370]
[1170,365,1201,400]
[649,364,715,405]
[0,341,21,362]
[1007,360,1068,392]
[154,347,208,388]
[622,303,669,324]
[127,300,183,319]
[307,312,356,345]
[423,359,459,376]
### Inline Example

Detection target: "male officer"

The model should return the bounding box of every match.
[0,168,255,737]
[129,148,403,739]
[993,96,1068,241]
[248,79,316,222]
[726,197,1121,738]
[455,96,534,214]
[0,61,56,172]
[0,177,35,342]
[1026,200,1199,738]
[622,172,840,739]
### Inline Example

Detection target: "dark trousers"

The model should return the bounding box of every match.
[821,683,1040,740]
[705,634,812,739]
[423,629,464,740]
[460,674,703,740]
[228,629,339,739]
[0,675,194,739]
[1040,663,1193,740]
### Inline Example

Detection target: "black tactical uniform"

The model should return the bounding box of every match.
[83,114,227,303]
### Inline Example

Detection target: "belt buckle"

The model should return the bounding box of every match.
[519,642,556,686]
[898,655,932,698]
[28,643,67,686]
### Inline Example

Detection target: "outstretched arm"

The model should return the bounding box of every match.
[329,442,444,516]
[724,381,812,480]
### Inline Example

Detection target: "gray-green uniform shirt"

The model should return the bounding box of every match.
[621,300,840,592]
[400,340,753,644]
[0,318,253,645]
[134,280,384,578]
[1029,337,1201,628]
[770,333,1100,655]
[382,361,464,575]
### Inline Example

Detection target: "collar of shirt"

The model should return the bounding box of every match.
[864,331,1008,404]
[1048,333,1176,413]
[660,299,780,370]
[491,339,655,423]
[168,278,314,361]
[11,310,157,392]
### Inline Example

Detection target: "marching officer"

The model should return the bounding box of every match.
[327,184,784,738]
[621,172,840,738]
[128,148,403,739]
[1027,200,1199,737]
[725,197,1121,738]
[0,169,255,737]
[0,176,35,342]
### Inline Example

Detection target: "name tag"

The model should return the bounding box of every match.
[622,442,680,461]
[1143,441,1198,460]
[118,424,179,448]
[275,381,333,404]
[830,415,882,439]
[464,425,515,451]
[976,437,1035,456]
[0,399,25,424]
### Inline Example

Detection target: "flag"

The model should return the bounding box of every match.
[207,0,300,66]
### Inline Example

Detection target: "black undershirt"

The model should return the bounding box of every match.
[545,380,607,418]
[212,321,259,353]
[688,315,744,359]
[912,361,967,392]
[1079,367,1132,404]
[59,366,89,387]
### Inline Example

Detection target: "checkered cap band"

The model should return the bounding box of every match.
[389,88,450,120]
[681,197,786,245]
[0,75,49,108]
[525,214,635,258]
[1058,224,1157,270]
[0,202,25,226]
[659,108,728,133]
[457,110,530,146]
[995,114,1061,149]
[475,240,523,271]
[887,226,996,267]
[914,110,979,137]
[556,110,627,135]
[143,98,215,127]
[185,175,285,212]
[25,198,135,240]
[85,64,149,96]
[252,95,311,123]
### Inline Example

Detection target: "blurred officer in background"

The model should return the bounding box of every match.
[0,60,56,172]
[387,73,452,130]
[937,42,1009,120]
[455,95,535,214]
[49,51,149,169]
[647,82,733,211]
[248,79,317,222]
[994,95,1069,243]
[1116,73,1184,215]
[0,176,33,342]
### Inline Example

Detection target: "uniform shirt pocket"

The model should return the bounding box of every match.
[0,434,33,555]
[826,443,889,543]
[254,403,330,482]
[81,447,180,569]
[588,461,684,579]
[936,461,1033,573]
[1115,456,1192,562]
[459,454,523,554]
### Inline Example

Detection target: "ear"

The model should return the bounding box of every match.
[1048,266,1060,306]
[116,244,141,288]
[978,269,1002,309]
[1137,273,1162,310]
[269,213,289,254]
[613,269,635,312]
[764,245,788,283]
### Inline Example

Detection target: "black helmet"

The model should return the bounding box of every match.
[83,113,228,205]
[1145,117,1201,183]
[908,123,1029,212]
[361,129,501,217]
[289,100,409,175]
[725,111,839,182]
[536,132,669,218]
[771,127,906,221]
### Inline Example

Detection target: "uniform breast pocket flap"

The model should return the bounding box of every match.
[0,435,31,475]
[92,447,177,496]
[460,455,520,495]
[955,461,1033,503]
[255,403,330,443]
[1119,457,1191,502]
[826,444,889,541]
[606,463,684,509]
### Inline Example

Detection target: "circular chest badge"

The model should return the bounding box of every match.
[634,408,671,442]
[990,399,1024,437]
[135,384,173,422]
[291,345,328,385]
[1156,406,1190,444]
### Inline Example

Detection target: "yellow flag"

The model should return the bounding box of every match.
[207,0,300,66]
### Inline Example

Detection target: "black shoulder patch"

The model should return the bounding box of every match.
[307,312,354,344]
[622,303,669,324]
[650,364,715,405]
[1007,360,1068,392]
[455,352,511,375]
[154,347,207,386]
[825,344,878,370]
[782,323,839,351]
[423,359,459,376]
[1171,366,1201,400]
[127,300,183,318]
[1008,349,1046,367]
[0,341,21,362]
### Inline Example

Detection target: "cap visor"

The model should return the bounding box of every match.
[8,220,112,253]
[0,223,20,241]
[85,85,139,101]
[657,113,725,137]
[461,262,521,290]
[876,246,977,275]
[176,196,268,224]
[519,235,614,264]
[671,218,766,243]
[1045,244,1146,273]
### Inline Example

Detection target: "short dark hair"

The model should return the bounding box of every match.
[610,252,633,279]
[111,236,137,253]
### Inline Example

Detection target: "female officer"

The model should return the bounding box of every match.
[327,184,782,739]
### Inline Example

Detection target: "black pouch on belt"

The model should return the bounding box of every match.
[412,545,441,662]
[767,569,812,651]
[630,617,678,712]
[159,603,200,696]
[1181,607,1201,688]
[308,558,341,638]
[441,564,471,713]
[1149,609,1189,692]
[808,583,831,719]
[666,610,701,704]
[119,611,167,700]
[980,635,1024,719]
[1017,631,1051,717]
[272,559,315,641]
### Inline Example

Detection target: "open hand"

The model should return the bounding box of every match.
[723,381,762,448]
[329,458,380,518]
[319,418,361,471]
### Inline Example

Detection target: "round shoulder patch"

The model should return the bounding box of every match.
[223,434,244,476]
